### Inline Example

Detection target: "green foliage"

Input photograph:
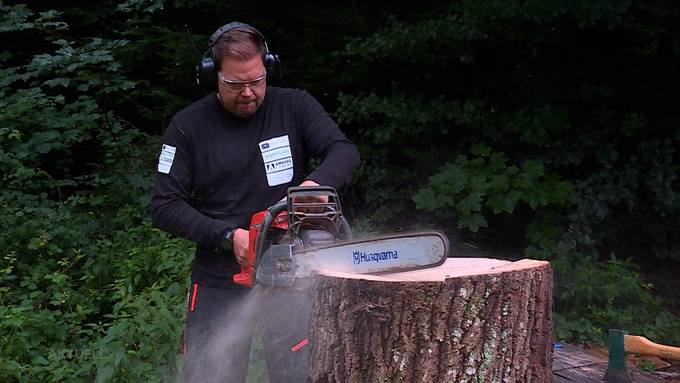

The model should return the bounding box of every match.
[413,144,573,232]
[638,359,657,373]
[1,0,678,378]
[550,255,680,345]
[0,3,68,33]
[117,0,166,14]
[334,0,679,345]
[527,217,680,345]
[1,2,192,381]
[0,206,193,381]
[335,92,489,223]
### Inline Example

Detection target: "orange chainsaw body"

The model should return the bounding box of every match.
[232,209,289,287]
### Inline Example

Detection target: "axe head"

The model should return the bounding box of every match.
[604,329,634,383]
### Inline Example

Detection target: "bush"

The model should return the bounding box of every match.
[0,199,193,381]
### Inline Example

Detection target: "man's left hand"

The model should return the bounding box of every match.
[296,180,329,212]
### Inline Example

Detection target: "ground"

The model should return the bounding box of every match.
[553,342,680,382]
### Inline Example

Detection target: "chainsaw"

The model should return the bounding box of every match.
[232,186,449,287]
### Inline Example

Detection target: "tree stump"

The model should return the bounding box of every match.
[307,258,553,383]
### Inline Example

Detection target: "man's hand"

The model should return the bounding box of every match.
[232,228,250,266]
[299,180,321,188]
[296,180,329,212]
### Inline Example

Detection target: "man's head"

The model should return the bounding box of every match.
[212,26,267,118]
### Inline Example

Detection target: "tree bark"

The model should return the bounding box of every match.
[307,258,553,383]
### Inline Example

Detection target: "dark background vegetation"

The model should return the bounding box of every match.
[1,0,678,381]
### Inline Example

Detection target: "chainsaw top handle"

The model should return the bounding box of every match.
[286,186,351,239]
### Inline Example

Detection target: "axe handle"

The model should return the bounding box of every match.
[625,335,680,360]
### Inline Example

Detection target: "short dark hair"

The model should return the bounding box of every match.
[212,27,265,71]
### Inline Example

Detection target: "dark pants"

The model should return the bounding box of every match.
[258,286,313,382]
[184,283,256,383]
[184,282,313,383]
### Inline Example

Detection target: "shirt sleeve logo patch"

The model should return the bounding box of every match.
[259,135,293,186]
[157,144,176,174]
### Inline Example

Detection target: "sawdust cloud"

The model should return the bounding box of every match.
[188,286,263,382]
[189,284,314,382]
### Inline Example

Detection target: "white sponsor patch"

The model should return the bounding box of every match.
[157,144,176,174]
[259,135,293,186]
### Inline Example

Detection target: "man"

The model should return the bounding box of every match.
[151,22,360,382]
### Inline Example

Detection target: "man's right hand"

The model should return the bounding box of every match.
[232,228,250,266]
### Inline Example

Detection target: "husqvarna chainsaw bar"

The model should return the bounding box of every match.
[256,231,449,287]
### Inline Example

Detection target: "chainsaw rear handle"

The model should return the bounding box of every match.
[254,199,289,271]
[232,199,288,287]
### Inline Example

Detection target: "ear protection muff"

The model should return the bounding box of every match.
[195,21,281,91]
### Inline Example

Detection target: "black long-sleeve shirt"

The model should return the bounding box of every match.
[151,87,360,287]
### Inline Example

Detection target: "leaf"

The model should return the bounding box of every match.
[470,143,491,157]
[457,212,487,232]
[457,193,482,214]
[96,365,115,383]
[0,4,34,32]
[43,77,71,88]
[32,355,49,365]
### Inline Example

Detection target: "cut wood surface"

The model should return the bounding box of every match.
[307,257,553,383]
